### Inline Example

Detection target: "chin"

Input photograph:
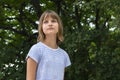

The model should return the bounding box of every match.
[45,32,56,35]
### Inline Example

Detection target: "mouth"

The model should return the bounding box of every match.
[47,28,54,30]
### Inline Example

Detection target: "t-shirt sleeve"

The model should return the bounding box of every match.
[64,52,71,67]
[26,45,41,63]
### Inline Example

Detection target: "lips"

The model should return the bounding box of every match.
[47,28,54,30]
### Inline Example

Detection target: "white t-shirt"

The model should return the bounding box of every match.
[26,42,71,80]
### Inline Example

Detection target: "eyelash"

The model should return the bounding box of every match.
[52,20,56,22]
[43,20,57,23]
[43,21,48,23]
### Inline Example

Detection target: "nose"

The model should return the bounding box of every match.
[48,21,52,26]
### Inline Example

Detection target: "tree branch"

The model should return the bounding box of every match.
[95,8,100,30]
[0,26,28,36]
[75,5,81,29]
[30,0,42,17]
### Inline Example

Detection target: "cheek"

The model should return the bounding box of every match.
[56,24,59,32]
[57,27,59,32]
[42,26,47,33]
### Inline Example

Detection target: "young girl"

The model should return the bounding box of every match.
[26,10,71,80]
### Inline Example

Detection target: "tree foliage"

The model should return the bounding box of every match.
[0,0,120,80]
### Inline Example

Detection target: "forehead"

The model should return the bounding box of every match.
[43,13,57,20]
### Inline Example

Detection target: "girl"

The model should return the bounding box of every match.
[26,10,71,80]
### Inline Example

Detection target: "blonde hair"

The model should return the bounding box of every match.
[37,10,64,44]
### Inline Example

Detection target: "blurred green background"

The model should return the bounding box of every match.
[0,0,120,80]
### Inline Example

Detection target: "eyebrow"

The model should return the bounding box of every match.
[43,18,57,21]
[44,14,57,19]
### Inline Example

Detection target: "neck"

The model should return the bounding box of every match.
[43,35,58,49]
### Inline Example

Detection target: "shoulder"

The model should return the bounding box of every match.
[59,48,69,56]
[27,42,43,63]
[30,42,43,49]
[59,47,71,67]
[28,42,44,54]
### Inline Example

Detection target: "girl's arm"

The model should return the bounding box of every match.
[26,57,37,80]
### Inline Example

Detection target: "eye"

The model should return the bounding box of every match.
[43,20,48,23]
[51,19,57,23]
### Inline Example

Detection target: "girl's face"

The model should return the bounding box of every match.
[42,16,58,35]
